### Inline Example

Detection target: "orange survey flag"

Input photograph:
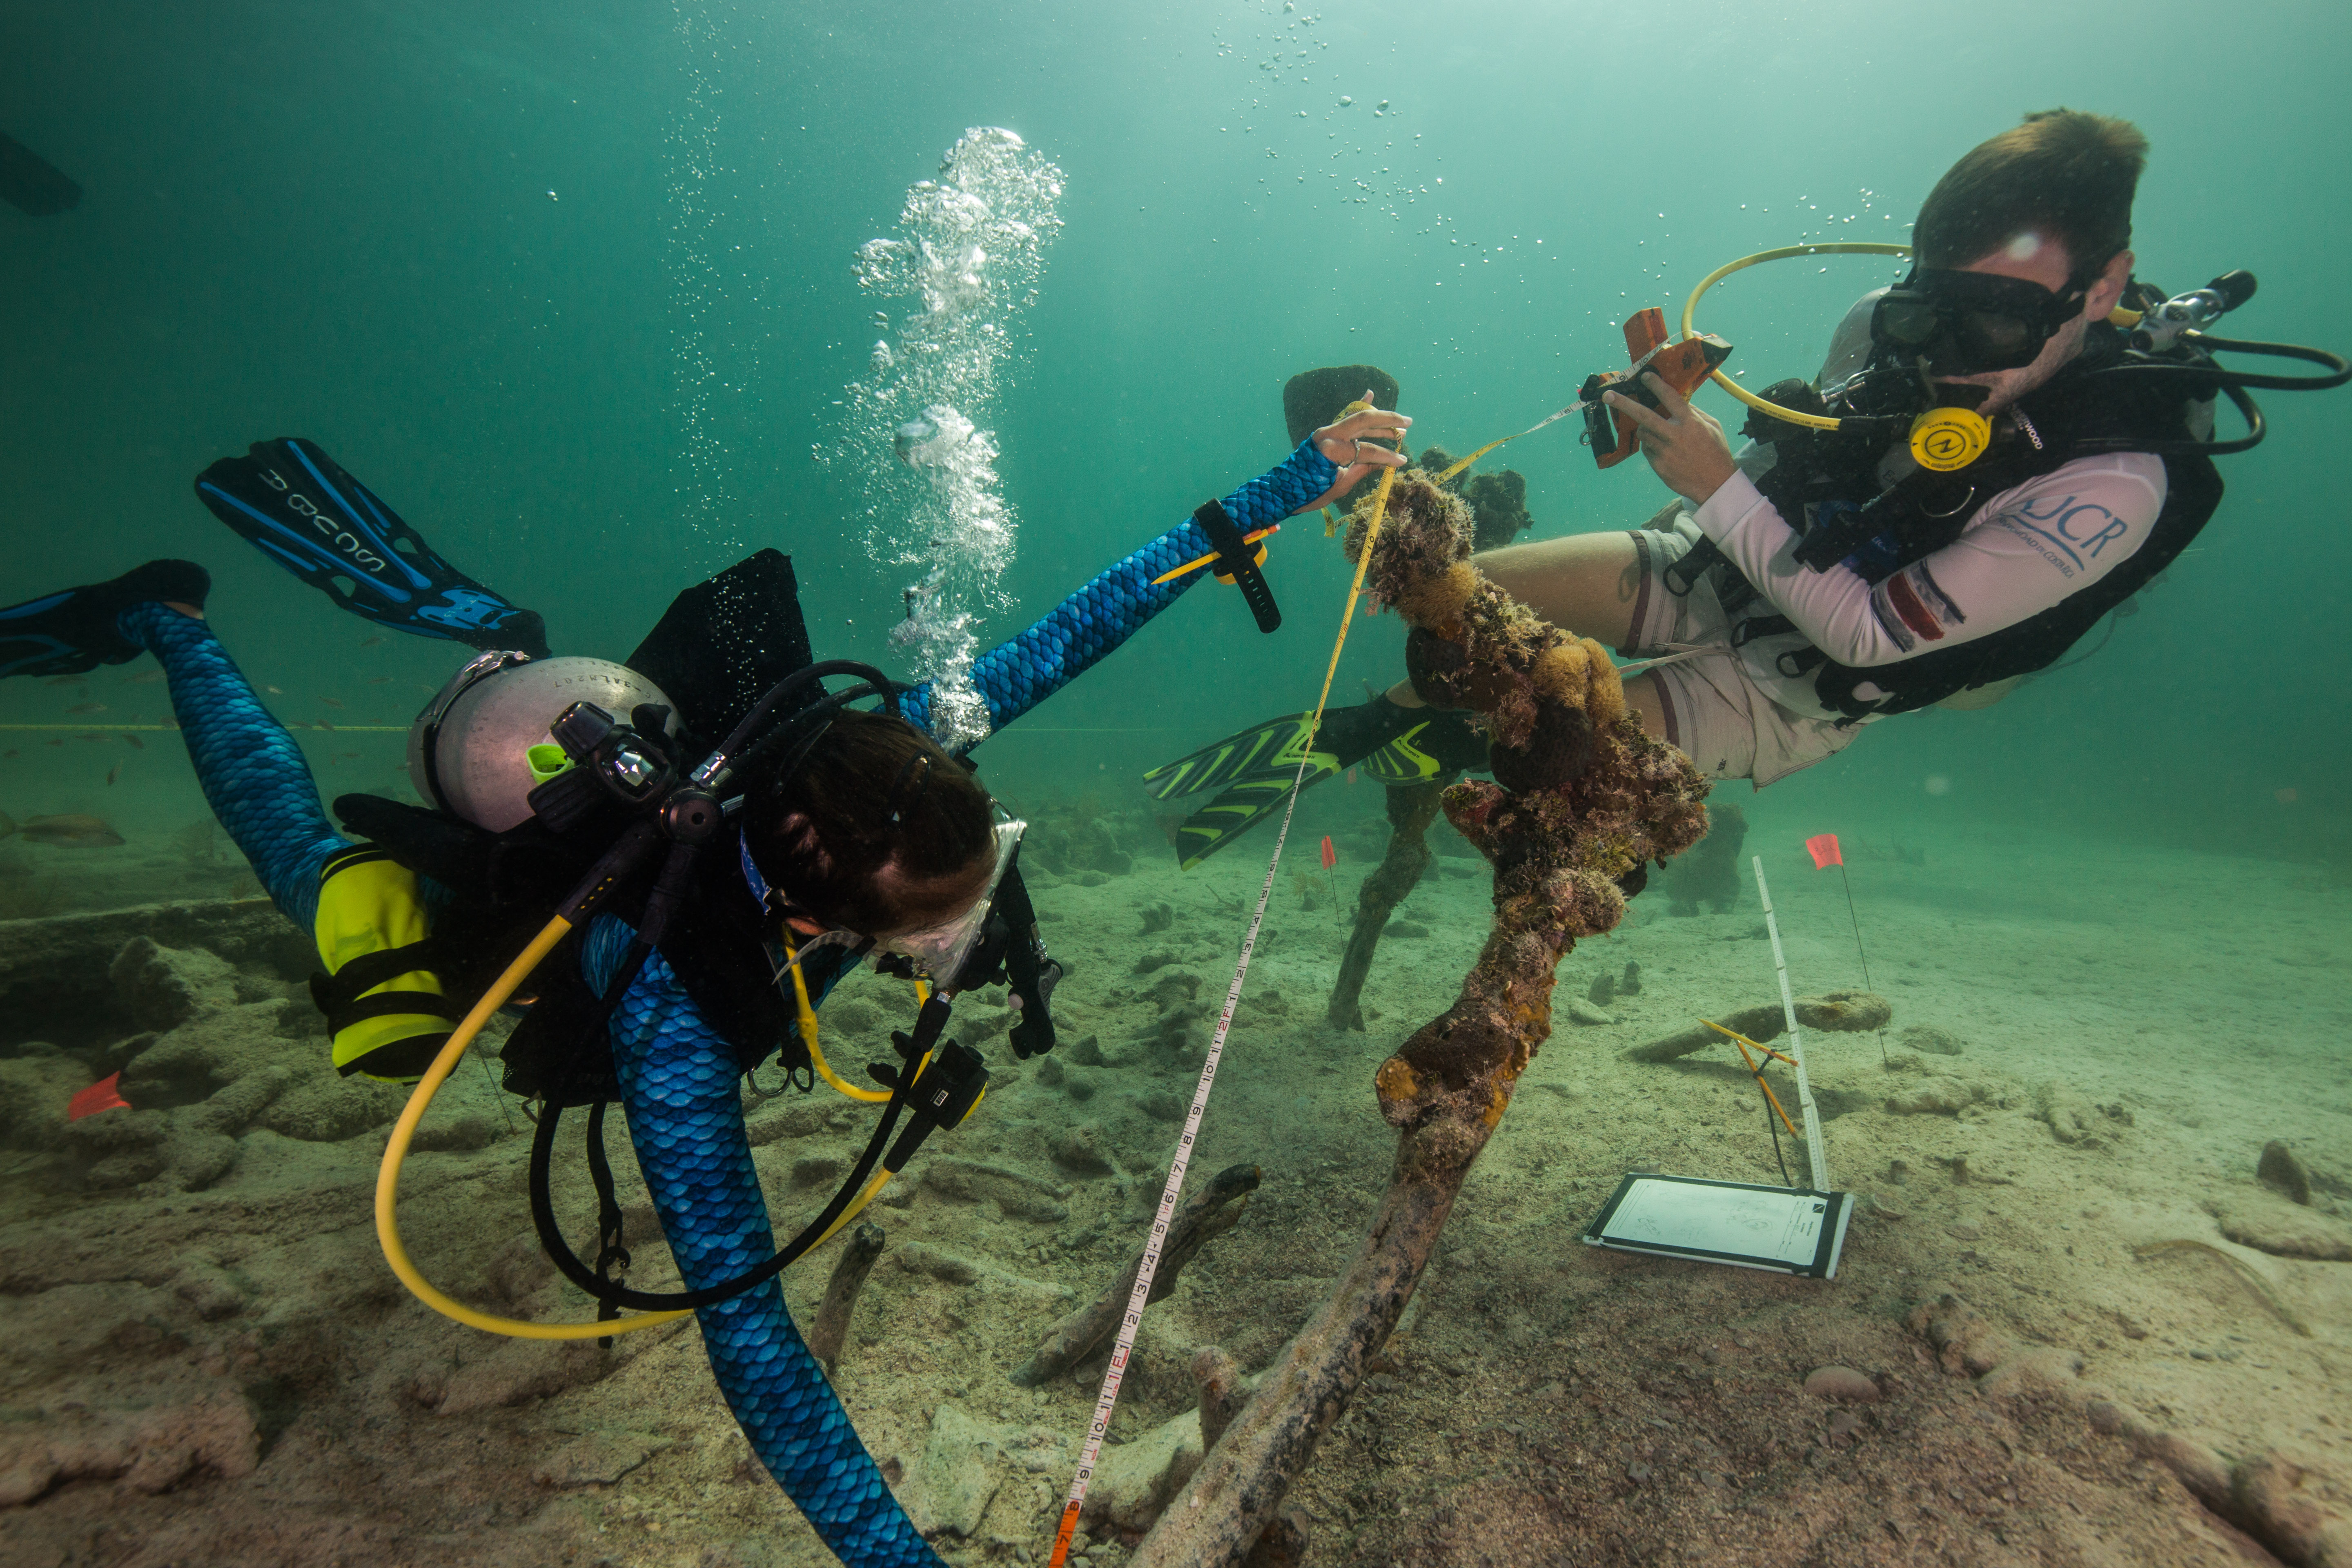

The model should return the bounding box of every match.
[1805,833,1842,870]
[68,1072,130,1120]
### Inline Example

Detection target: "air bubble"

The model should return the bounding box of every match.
[834,129,1065,749]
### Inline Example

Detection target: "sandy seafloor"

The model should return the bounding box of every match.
[2,782,2348,1568]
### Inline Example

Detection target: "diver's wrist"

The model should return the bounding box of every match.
[1285,435,1340,488]
[1217,439,1340,532]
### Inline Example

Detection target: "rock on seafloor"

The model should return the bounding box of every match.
[1802,1365,1883,1404]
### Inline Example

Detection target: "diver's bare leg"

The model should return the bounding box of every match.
[1383,528,1666,731]
[1470,530,1647,645]
[1388,667,1668,739]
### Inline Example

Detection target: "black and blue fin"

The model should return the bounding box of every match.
[625,548,814,748]
[194,439,550,657]
[0,559,209,680]
[1141,712,1318,801]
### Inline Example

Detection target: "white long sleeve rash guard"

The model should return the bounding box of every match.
[1692,294,2170,722]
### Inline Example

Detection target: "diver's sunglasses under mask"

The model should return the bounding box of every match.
[1871,268,2094,376]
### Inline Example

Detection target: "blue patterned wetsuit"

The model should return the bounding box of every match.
[125,438,1336,1567]
[898,441,1332,740]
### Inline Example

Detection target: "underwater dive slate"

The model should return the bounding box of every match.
[1586,1175,1845,1274]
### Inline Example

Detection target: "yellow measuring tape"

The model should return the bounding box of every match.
[1047,466,1399,1568]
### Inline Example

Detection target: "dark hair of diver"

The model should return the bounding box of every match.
[742,708,995,936]
[1915,108,2148,274]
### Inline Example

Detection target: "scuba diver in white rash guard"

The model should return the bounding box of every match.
[1148,110,2343,841]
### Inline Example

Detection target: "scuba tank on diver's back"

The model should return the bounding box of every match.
[307,650,688,1087]
[408,651,683,832]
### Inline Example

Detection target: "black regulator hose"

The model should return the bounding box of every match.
[2182,333,2351,391]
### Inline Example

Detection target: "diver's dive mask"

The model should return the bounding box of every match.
[873,817,1027,994]
[1870,267,2094,377]
[760,815,1027,993]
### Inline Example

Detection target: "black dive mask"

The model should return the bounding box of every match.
[1870,267,2094,377]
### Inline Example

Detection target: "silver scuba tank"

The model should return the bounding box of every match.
[407,653,679,831]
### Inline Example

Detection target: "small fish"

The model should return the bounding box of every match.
[338,751,361,760]
[121,733,145,750]
[2,749,16,759]
[360,635,386,648]
[318,717,336,731]
[67,702,107,714]
[122,669,167,685]
[265,685,285,695]
[106,764,120,786]
[77,733,109,742]
[320,697,345,709]
[43,738,63,748]
[3,813,126,848]
[44,675,86,687]
[160,716,180,729]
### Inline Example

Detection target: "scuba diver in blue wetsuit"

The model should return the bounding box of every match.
[0,405,1409,1568]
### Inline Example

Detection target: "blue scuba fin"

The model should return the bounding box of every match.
[195,439,550,657]
[0,559,209,679]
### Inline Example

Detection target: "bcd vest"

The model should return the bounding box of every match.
[327,791,831,1105]
[1696,325,2225,723]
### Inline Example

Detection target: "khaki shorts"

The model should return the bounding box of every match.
[1620,517,1861,787]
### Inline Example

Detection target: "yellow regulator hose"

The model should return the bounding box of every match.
[374,914,693,1340]
[786,939,891,1104]
[1680,242,1915,431]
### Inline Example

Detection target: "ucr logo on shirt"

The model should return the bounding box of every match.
[2008,493,2130,567]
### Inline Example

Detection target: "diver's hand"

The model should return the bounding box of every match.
[1604,372,1737,506]
[1302,400,1413,513]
